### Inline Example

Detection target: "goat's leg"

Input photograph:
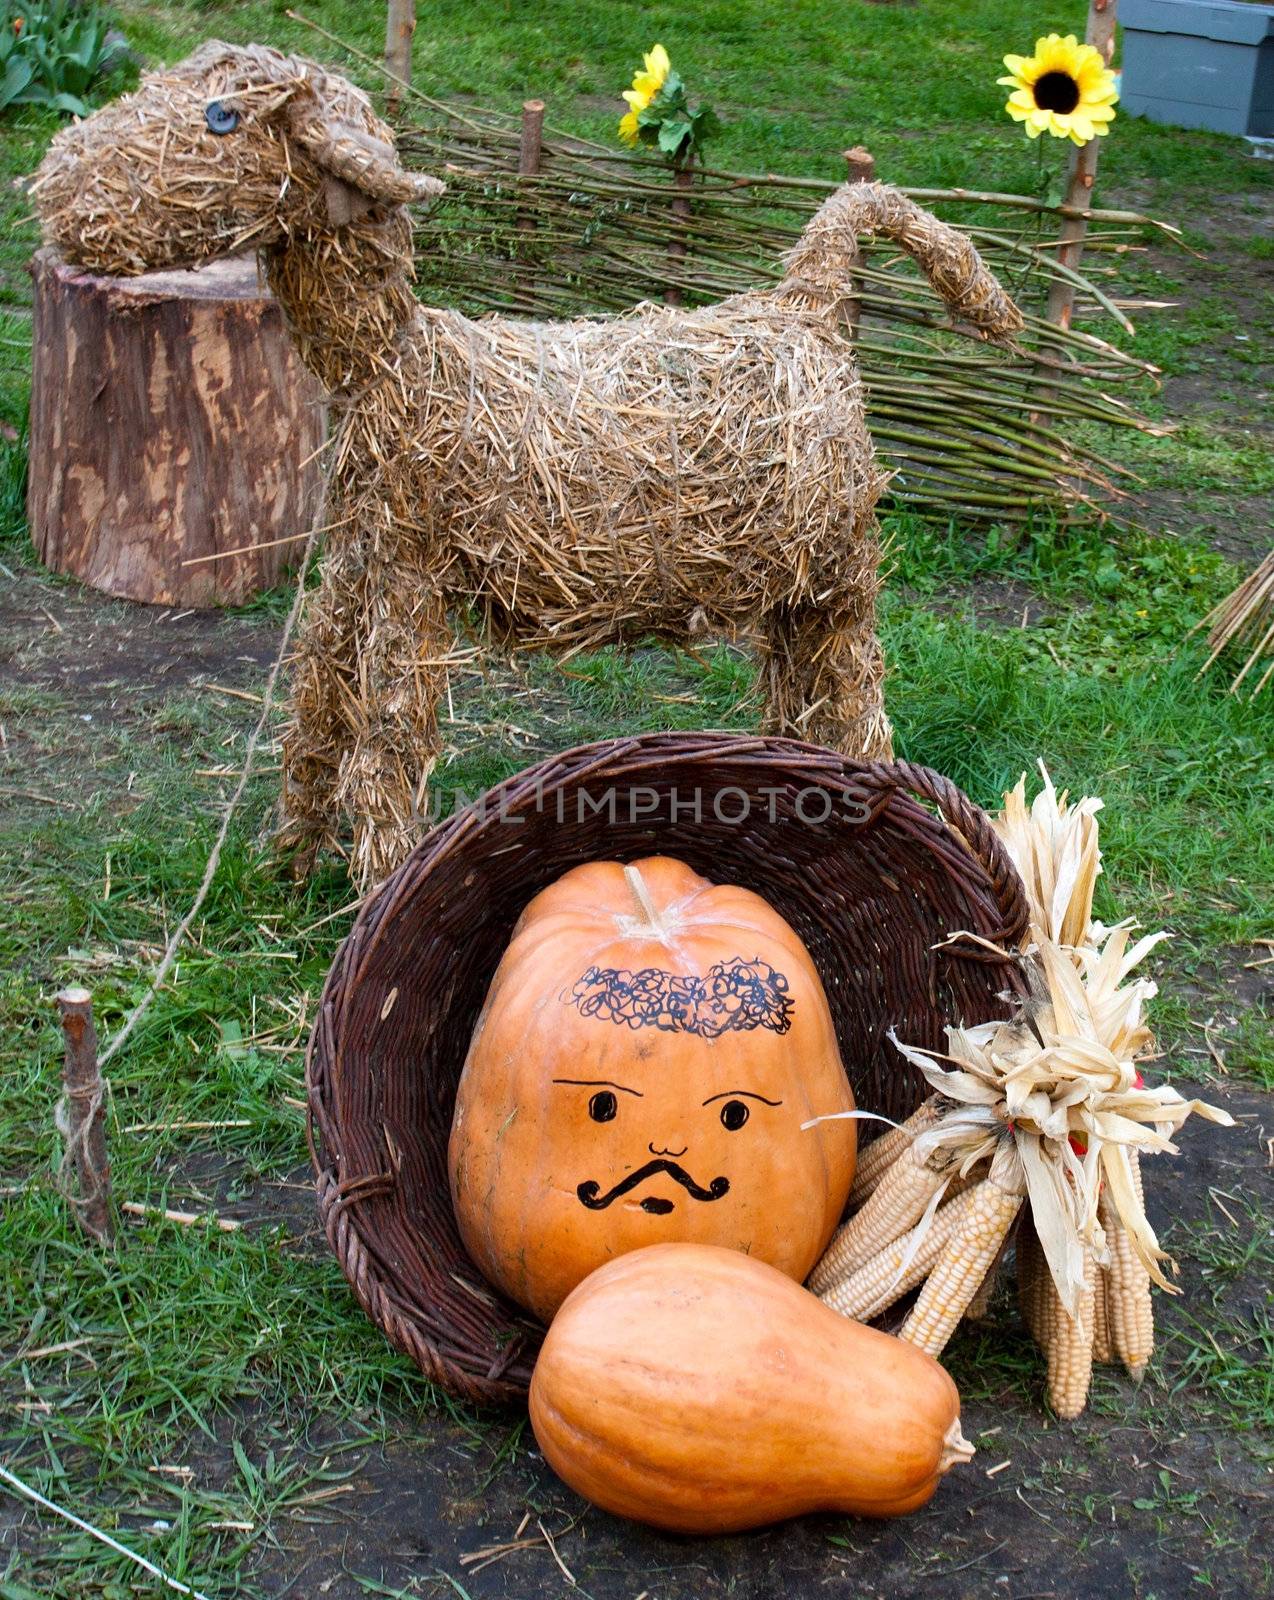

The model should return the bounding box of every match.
[277,562,354,875]
[280,518,446,888]
[760,596,893,761]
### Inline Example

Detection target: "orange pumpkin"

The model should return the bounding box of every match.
[530,1243,973,1533]
[448,855,856,1321]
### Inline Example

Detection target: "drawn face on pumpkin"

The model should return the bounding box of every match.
[548,949,796,1215]
[448,856,857,1322]
[553,1075,782,1214]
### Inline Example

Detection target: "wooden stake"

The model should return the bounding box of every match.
[55,987,113,1243]
[519,99,546,177]
[666,160,695,307]
[1045,1,1118,333]
[518,99,546,235]
[383,0,416,117]
[1031,0,1117,440]
[843,145,876,185]
[843,146,876,337]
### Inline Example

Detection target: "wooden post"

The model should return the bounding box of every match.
[518,99,546,235]
[383,0,416,116]
[55,988,113,1243]
[843,146,876,337]
[843,145,876,185]
[519,99,545,177]
[1045,0,1118,332]
[666,161,695,307]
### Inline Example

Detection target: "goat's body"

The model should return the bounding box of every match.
[356,294,885,650]
[292,278,895,882]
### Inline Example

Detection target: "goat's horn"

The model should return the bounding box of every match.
[290,112,444,207]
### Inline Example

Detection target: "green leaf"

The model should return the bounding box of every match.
[1094,561,1122,595]
[59,60,92,94]
[658,69,685,103]
[0,54,33,110]
[233,1438,259,1495]
[657,119,691,156]
[690,105,722,141]
[218,1017,247,1058]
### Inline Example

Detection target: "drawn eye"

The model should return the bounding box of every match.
[588,1091,617,1123]
[720,1099,749,1131]
[205,101,240,136]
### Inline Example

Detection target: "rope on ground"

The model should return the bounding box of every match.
[53,1075,108,1217]
[0,1462,212,1600]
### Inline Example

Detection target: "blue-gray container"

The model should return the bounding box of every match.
[1121,0,1274,136]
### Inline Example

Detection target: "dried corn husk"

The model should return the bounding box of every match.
[811,764,1234,1417]
[993,762,1102,950]
[890,929,1232,1316]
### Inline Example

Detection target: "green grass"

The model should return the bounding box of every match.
[1,2,1271,1595]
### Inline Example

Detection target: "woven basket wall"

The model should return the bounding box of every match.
[307,733,1029,1404]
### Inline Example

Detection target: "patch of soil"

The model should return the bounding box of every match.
[0,555,283,716]
[1130,489,1273,567]
[918,573,1057,631]
[1172,941,1274,1019]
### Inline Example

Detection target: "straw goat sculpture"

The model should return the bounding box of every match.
[32,42,1024,886]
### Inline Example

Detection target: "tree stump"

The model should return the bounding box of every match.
[27,249,327,607]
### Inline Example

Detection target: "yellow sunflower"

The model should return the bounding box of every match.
[619,43,671,145]
[998,33,1118,147]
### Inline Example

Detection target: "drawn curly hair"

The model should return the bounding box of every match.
[567,955,794,1037]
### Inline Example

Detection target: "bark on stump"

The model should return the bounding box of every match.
[27,249,326,607]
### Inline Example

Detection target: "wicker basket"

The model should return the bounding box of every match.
[307,733,1028,1404]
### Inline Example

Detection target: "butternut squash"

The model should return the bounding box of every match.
[529,1242,973,1534]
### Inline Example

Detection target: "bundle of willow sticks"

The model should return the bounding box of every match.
[380,88,1176,527]
[1195,547,1274,699]
[809,766,1232,1419]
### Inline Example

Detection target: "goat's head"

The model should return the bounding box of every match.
[30,41,445,275]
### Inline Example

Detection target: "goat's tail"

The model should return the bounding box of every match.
[779,181,1023,342]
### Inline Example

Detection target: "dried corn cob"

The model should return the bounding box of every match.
[1100,1155,1153,1381]
[847,1099,942,1207]
[819,1187,977,1321]
[1042,1243,1096,1420]
[900,1143,1025,1358]
[809,1143,948,1295]
[1092,1263,1112,1364]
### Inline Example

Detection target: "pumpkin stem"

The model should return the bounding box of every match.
[938,1419,976,1474]
[622,864,667,938]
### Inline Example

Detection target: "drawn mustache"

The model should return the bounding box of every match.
[577,1159,730,1213]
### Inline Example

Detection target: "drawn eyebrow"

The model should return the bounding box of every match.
[701,1090,783,1107]
[552,1078,644,1097]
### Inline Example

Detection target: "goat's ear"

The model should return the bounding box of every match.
[321,174,376,228]
[288,101,445,212]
